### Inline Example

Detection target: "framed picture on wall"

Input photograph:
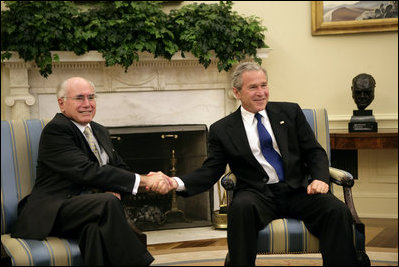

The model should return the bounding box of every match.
[311,1,398,35]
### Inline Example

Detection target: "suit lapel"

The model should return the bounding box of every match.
[60,114,99,160]
[91,124,113,162]
[266,104,289,164]
[227,109,251,154]
[227,108,268,174]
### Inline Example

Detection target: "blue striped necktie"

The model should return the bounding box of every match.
[255,113,284,182]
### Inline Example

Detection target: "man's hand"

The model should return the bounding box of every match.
[167,176,178,190]
[307,180,329,195]
[106,191,121,200]
[140,171,171,195]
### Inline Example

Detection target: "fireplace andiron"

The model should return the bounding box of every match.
[162,134,189,223]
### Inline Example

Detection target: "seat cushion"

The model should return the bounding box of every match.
[1,234,82,266]
[257,218,320,254]
[256,218,365,254]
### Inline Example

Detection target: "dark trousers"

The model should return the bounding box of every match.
[227,183,358,266]
[51,193,154,266]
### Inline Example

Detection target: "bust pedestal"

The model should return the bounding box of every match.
[348,110,378,132]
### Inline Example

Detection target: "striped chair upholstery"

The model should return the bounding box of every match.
[221,109,369,264]
[1,120,83,266]
[256,218,320,253]
[302,109,330,160]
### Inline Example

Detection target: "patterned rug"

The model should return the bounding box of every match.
[151,249,398,266]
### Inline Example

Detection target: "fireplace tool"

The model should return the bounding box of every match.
[161,134,189,223]
[213,177,228,229]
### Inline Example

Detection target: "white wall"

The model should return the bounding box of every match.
[230,1,398,129]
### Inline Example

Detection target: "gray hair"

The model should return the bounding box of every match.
[231,62,268,90]
[56,77,96,99]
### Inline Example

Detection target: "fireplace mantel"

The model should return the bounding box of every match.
[2,49,270,126]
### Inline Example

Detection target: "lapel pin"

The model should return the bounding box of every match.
[280,121,285,124]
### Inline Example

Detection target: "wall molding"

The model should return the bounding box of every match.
[334,190,398,218]
[329,114,398,130]
[334,191,398,200]
[357,213,398,219]
[1,49,270,121]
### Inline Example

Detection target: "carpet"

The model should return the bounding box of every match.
[151,249,398,266]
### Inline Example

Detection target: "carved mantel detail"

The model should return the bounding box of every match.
[2,49,270,123]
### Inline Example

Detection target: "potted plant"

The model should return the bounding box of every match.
[168,1,268,72]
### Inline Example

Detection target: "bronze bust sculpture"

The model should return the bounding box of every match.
[351,73,376,110]
[349,73,377,132]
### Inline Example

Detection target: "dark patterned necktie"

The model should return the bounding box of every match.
[255,113,284,181]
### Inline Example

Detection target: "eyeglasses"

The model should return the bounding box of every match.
[64,94,97,103]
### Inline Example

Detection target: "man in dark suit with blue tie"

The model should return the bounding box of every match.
[168,62,358,265]
[11,77,171,265]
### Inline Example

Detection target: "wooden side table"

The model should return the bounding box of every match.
[329,130,398,179]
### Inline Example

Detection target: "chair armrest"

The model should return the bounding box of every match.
[222,168,355,188]
[329,167,354,188]
[220,172,236,207]
[221,172,237,190]
[329,167,361,224]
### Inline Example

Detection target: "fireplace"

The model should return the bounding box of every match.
[108,124,212,231]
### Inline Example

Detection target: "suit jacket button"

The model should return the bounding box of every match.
[262,178,268,183]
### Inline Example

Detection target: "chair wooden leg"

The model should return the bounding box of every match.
[224,252,231,266]
[1,244,11,266]
[356,251,371,266]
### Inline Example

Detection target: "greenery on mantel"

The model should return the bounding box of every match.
[1,1,268,78]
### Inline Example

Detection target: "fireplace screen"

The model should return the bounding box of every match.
[108,124,212,231]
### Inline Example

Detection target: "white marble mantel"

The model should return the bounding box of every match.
[2,49,270,127]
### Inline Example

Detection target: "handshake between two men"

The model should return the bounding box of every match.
[140,171,179,195]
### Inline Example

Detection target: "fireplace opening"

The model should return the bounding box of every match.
[108,124,213,231]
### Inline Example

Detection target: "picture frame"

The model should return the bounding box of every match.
[311,1,398,35]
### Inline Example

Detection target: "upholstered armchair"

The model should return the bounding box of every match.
[220,109,370,266]
[1,119,145,266]
[1,119,82,266]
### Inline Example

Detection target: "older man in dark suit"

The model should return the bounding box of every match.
[168,62,358,266]
[11,77,170,265]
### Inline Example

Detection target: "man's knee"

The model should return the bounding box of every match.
[87,193,125,219]
[101,193,124,210]
[229,192,260,219]
[322,197,353,224]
